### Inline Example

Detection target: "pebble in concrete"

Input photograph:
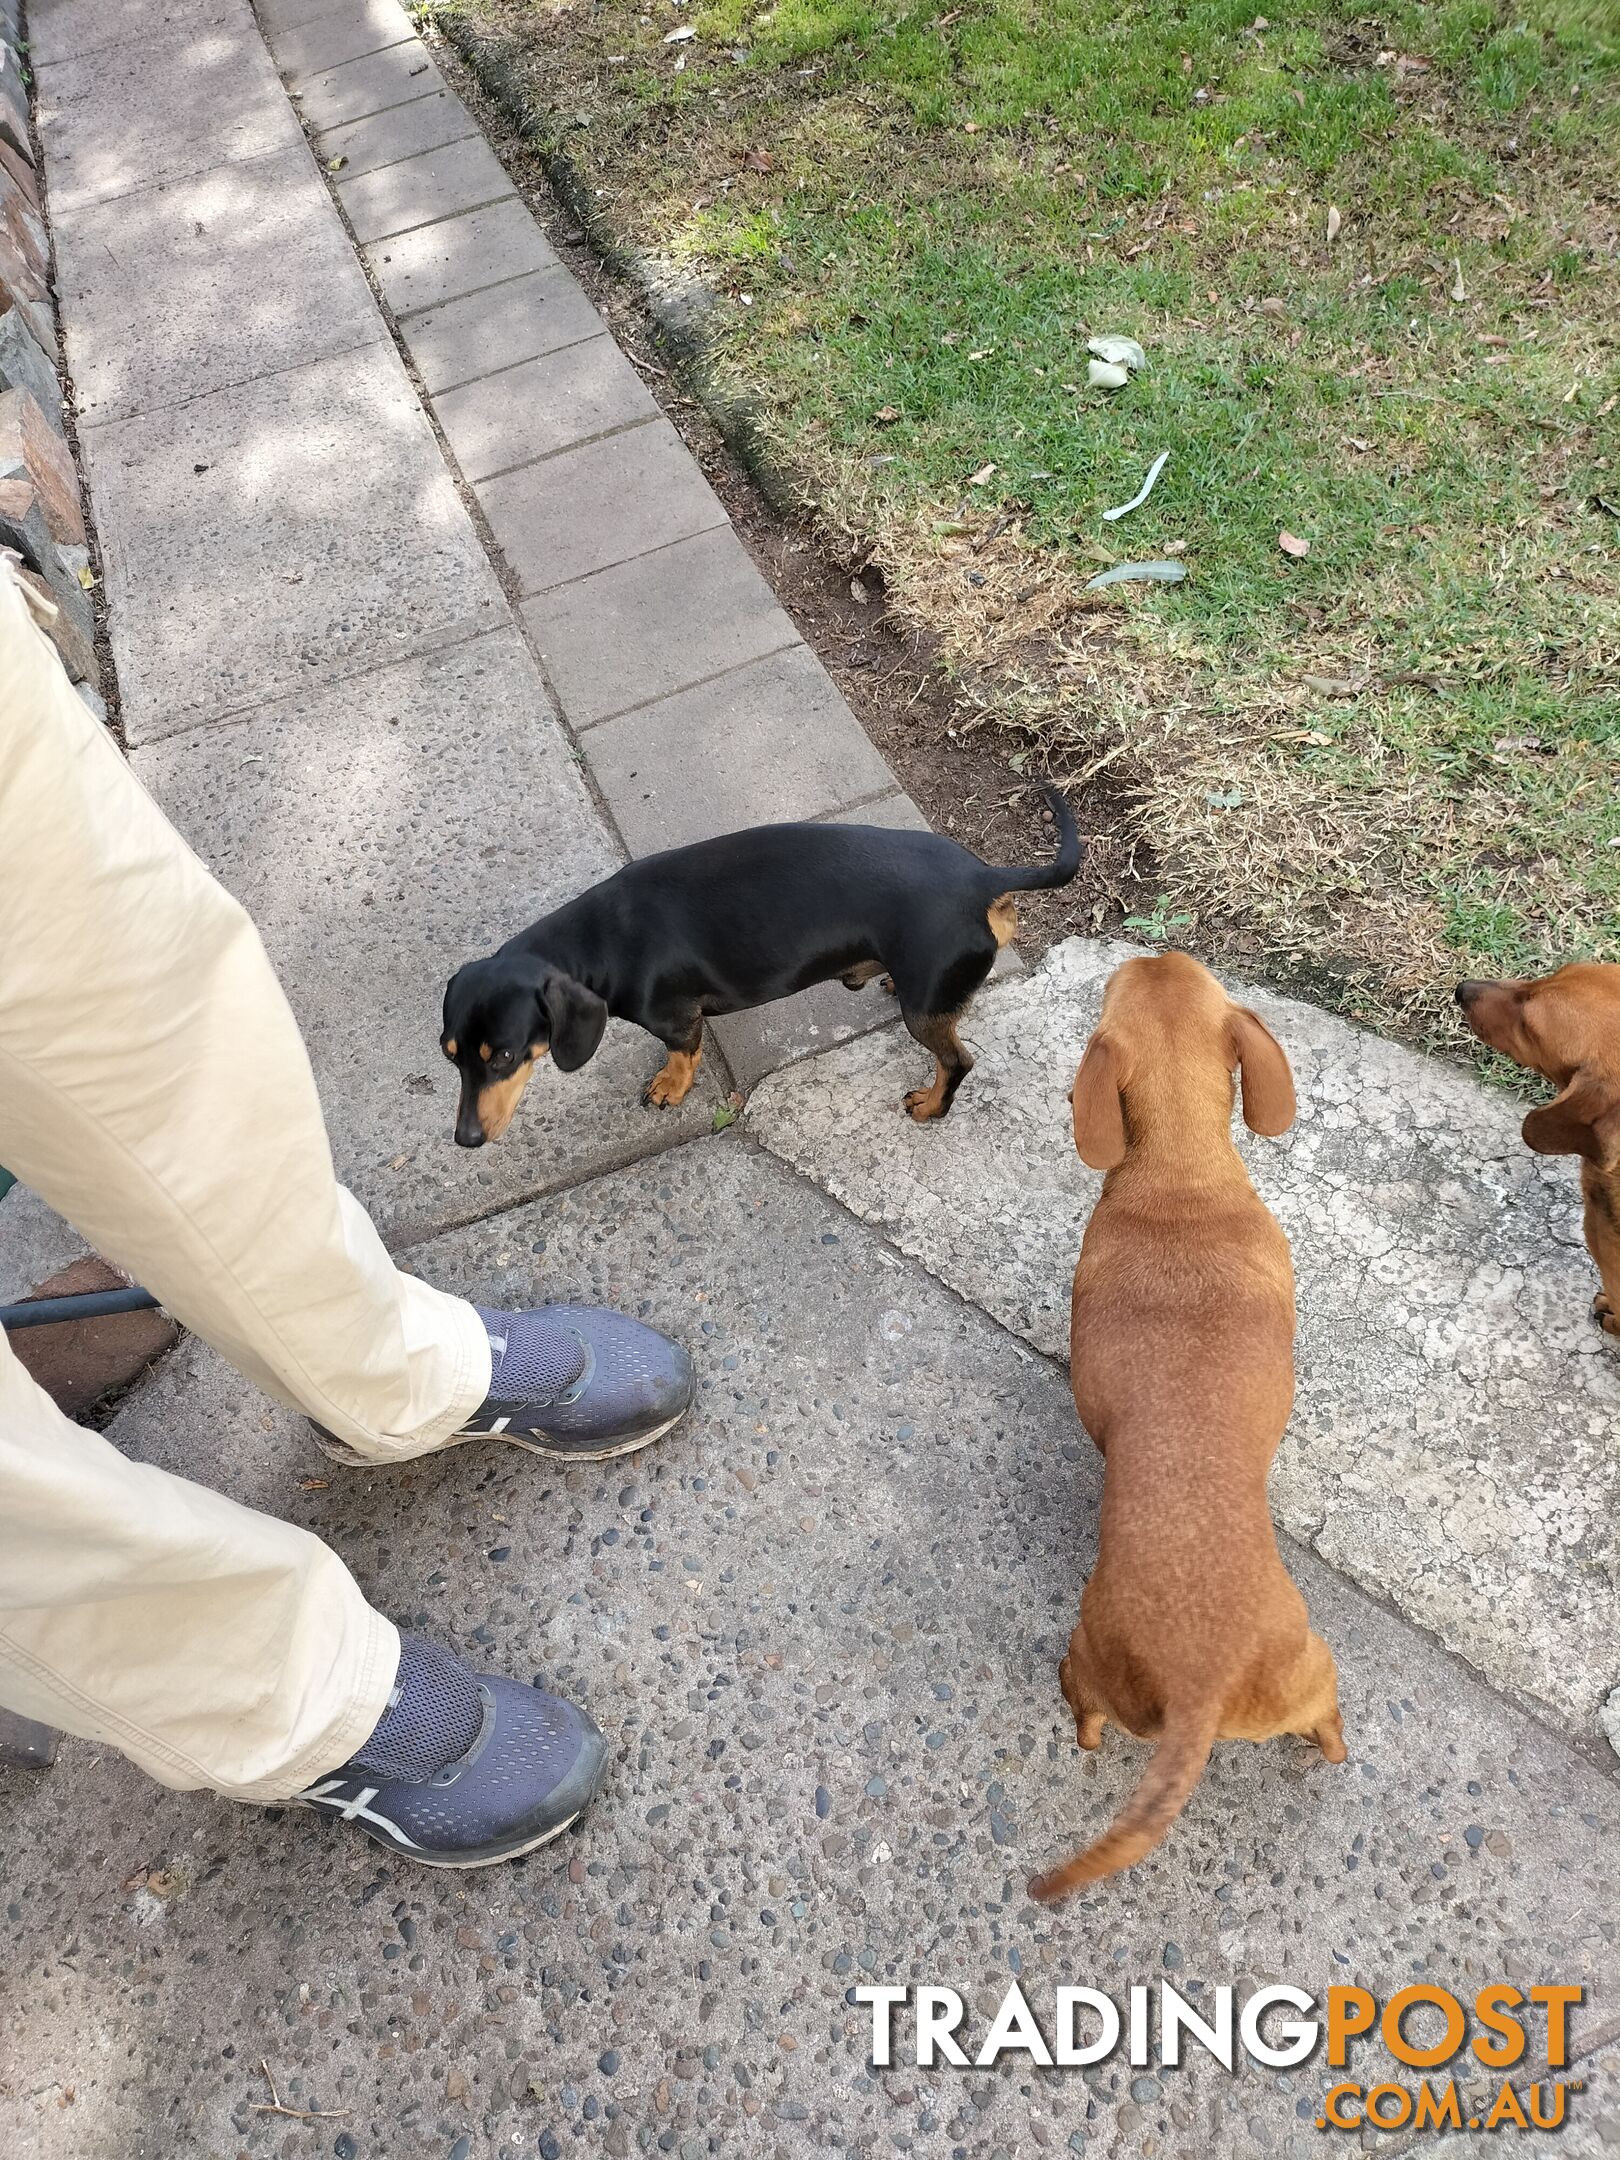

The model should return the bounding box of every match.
[2,1143,1615,2157]
[749,937,1620,1746]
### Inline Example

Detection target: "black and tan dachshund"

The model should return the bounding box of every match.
[442,788,1082,1146]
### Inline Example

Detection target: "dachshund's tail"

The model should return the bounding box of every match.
[989,785,1082,892]
[1027,1709,1217,1901]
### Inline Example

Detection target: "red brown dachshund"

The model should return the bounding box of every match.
[1030,953,1346,1902]
[1457,963,1620,1340]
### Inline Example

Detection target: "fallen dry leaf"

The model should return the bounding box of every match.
[1326,204,1341,244]
[1451,259,1467,303]
[1278,530,1311,558]
[966,461,997,486]
[663,22,695,40]
[742,148,773,173]
[873,404,901,424]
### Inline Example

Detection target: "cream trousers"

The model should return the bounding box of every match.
[0,562,491,1801]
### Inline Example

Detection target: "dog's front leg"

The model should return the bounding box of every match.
[1582,1169,1620,1338]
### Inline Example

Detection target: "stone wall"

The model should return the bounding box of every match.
[0,0,101,710]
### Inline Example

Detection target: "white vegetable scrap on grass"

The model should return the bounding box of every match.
[1085,334,1147,391]
[1102,449,1169,522]
[1084,560,1187,590]
[1088,334,1147,371]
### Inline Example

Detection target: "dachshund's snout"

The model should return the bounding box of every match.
[1454,979,1488,1010]
[454,1115,486,1150]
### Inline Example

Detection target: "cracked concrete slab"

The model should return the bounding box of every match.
[748,939,1620,1752]
[3,1141,1615,2158]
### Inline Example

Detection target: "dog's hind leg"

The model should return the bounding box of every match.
[1288,1633,1348,1762]
[892,934,997,1120]
[899,1010,973,1122]
[643,1011,705,1109]
[1059,1626,1109,1750]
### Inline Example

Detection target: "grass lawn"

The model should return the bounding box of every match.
[429,0,1619,1040]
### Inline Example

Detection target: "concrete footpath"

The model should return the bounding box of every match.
[3,0,1618,2154]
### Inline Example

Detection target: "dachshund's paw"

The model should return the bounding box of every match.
[1595,1290,1619,1338]
[904,1087,945,1122]
[881,974,896,996]
[1076,1712,1106,1751]
[643,1068,692,1109]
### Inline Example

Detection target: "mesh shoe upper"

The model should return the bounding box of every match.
[351,1633,483,1783]
[301,1668,607,1866]
[460,1302,694,1454]
[474,1304,587,1403]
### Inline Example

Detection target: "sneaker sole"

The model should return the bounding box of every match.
[301,1800,586,1869]
[311,1405,688,1469]
[485,1405,688,1464]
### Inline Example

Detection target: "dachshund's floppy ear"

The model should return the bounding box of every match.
[1522,1070,1620,1170]
[538,970,608,1072]
[1071,1033,1127,1170]
[1230,1006,1296,1137]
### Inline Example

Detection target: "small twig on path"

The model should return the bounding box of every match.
[250,2059,349,2122]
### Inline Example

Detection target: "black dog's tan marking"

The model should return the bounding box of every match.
[644,1024,704,1109]
[903,1012,972,1123]
[441,788,1081,1145]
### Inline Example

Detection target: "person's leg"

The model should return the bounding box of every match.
[0,1325,397,1799]
[0,561,488,1461]
[0,1331,606,1855]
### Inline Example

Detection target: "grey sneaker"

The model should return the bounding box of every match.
[314,1302,694,1466]
[297,1635,606,1869]
[455,1302,694,1462]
